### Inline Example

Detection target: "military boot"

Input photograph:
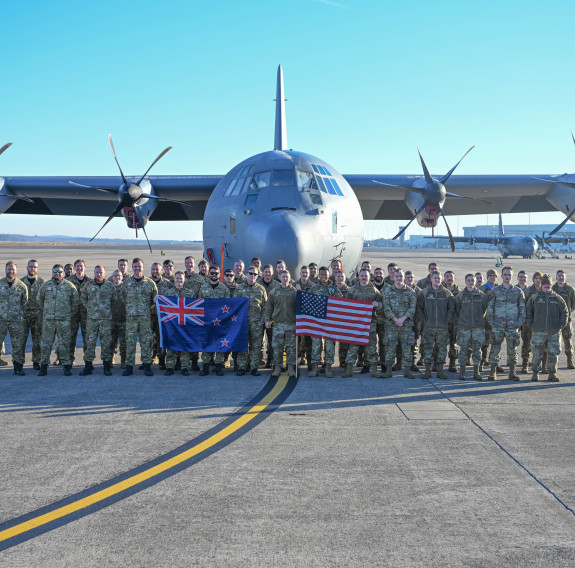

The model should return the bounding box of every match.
[38,364,48,377]
[79,362,93,376]
[548,373,560,382]
[120,356,126,369]
[143,364,154,377]
[531,372,539,382]
[458,365,466,380]
[324,364,333,378]
[508,364,520,381]
[288,364,296,378]
[199,364,210,376]
[496,364,505,373]
[342,364,354,378]
[158,356,166,371]
[370,364,383,378]
[521,358,529,374]
[182,368,191,376]
[214,363,223,376]
[271,365,281,378]
[383,364,393,378]
[567,356,575,370]
[122,365,134,376]
[308,363,319,377]
[13,362,25,376]
[361,365,370,374]
[449,358,458,372]
[410,362,420,372]
[488,364,497,380]
[473,366,482,380]
[436,364,447,379]
[164,368,174,376]
[402,366,414,379]
[423,364,432,379]
[392,360,402,371]
[63,365,72,376]
[103,361,112,376]
[33,362,40,370]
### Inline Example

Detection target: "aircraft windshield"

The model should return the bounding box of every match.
[254,170,296,188]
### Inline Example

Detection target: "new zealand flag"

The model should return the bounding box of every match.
[157,296,249,352]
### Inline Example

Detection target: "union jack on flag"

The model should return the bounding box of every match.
[157,296,205,326]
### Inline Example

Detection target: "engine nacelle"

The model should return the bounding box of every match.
[120,179,158,229]
[0,177,17,214]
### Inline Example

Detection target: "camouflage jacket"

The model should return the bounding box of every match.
[294,278,314,292]
[38,279,79,320]
[310,282,342,298]
[81,279,115,321]
[225,282,239,297]
[416,275,432,290]
[455,287,488,329]
[259,278,280,296]
[151,277,175,296]
[264,285,297,324]
[345,284,382,322]
[383,284,417,325]
[67,274,92,317]
[20,275,45,317]
[0,278,28,321]
[486,284,525,329]
[122,277,158,318]
[336,284,349,296]
[416,285,455,329]
[524,284,541,303]
[198,281,231,299]
[526,290,568,334]
[234,274,247,287]
[111,284,126,323]
[236,282,268,323]
[183,272,206,297]
[552,283,575,316]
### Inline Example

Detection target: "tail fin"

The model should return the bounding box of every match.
[274,65,287,151]
[498,213,504,236]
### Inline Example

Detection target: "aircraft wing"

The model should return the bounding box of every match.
[2,175,222,221]
[427,236,501,245]
[345,174,557,220]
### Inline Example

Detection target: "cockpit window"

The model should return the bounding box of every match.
[296,170,318,190]
[254,171,272,188]
[271,170,295,187]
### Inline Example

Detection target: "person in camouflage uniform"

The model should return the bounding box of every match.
[342,269,383,378]
[162,259,175,283]
[443,270,461,371]
[526,274,568,382]
[0,262,28,376]
[110,270,126,368]
[66,259,92,365]
[308,266,342,378]
[455,274,488,380]
[308,263,319,284]
[259,264,280,367]
[486,266,525,381]
[405,270,422,369]
[553,269,575,369]
[479,268,498,370]
[122,258,158,376]
[198,264,231,376]
[522,272,542,373]
[38,264,79,376]
[236,266,268,376]
[416,271,455,379]
[107,258,130,282]
[20,259,44,370]
[373,267,390,370]
[264,269,297,378]
[150,262,175,369]
[382,268,417,379]
[417,262,439,290]
[80,265,116,376]
[295,265,314,368]
[223,268,239,370]
[183,255,204,371]
[233,260,247,288]
[335,270,350,368]
[516,270,530,372]
[383,263,398,287]
[164,271,194,376]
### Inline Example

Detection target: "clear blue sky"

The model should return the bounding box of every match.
[2,0,575,241]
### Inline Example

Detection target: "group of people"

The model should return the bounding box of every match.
[0,255,572,383]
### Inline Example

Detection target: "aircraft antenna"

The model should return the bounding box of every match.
[274,65,287,151]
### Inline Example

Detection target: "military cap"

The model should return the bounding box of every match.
[541,274,552,286]
[486,269,498,277]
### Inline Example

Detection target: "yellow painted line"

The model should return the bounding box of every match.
[0,375,289,543]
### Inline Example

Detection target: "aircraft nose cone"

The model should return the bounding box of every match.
[246,210,318,272]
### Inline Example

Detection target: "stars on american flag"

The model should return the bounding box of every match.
[301,293,328,318]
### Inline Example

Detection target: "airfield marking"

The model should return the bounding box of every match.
[0,374,297,550]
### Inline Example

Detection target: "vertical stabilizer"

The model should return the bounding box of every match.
[499,213,504,235]
[274,65,287,151]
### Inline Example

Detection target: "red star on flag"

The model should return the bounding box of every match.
[221,338,229,347]
[232,315,237,321]
[221,305,230,313]
[213,317,221,325]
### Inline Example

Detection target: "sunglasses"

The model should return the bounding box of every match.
[53,270,63,274]
[225,273,234,277]
[248,272,258,276]
[209,272,219,276]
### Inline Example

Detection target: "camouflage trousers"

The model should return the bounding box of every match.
[298,335,312,362]
[311,337,335,365]
[531,331,561,374]
[84,319,112,363]
[237,321,264,370]
[384,326,415,366]
[489,325,520,365]
[166,350,190,369]
[338,341,349,364]
[151,313,165,360]
[421,326,449,365]
[521,323,532,363]
[376,320,386,365]
[346,321,378,365]
[68,312,88,364]
[202,350,225,364]
[42,319,72,366]
[456,327,485,366]
[561,322,573,360]
[111,321,126,360]
[481,322,492,361]
[448,321,459,360]
[21,312,43,364]
[0,320,25,364]
[126,315,153,366]
[272,322,296,365]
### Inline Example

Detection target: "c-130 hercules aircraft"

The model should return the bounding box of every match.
[0,65,575,273]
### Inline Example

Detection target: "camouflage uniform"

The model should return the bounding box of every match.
[374,281,388,366]
[122,276,158,366]
[20,274,45,365]
[552,282,575,365]
[259,279,280,363]
[111,282,126,364]
[81,279,115,363]
[264,285,297,366]
[66,274,92,363]
[486,284,525,366]
[183,271,205,366]
[445,284,461,365]
[344,284,382,366]
[416,275,432,290]
[0,278,28,364]
[479,282,496,362]
[151,277,175,362]
[38,279,79,365]
[416,285,455,365]
[236,281,268,370]
[526,290,568,375]
[455,287,488,366]
[382,284,417,366]
[198,280,231,365]
[522,284,540,366]
[336,283,350,364]
[165,286,196,370]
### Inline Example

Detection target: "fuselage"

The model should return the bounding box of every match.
[203,149,364,275]
[497,236,538,259]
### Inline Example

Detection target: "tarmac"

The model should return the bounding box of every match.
[1,245,575,566]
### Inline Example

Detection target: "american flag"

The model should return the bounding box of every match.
[296,291,373,345]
